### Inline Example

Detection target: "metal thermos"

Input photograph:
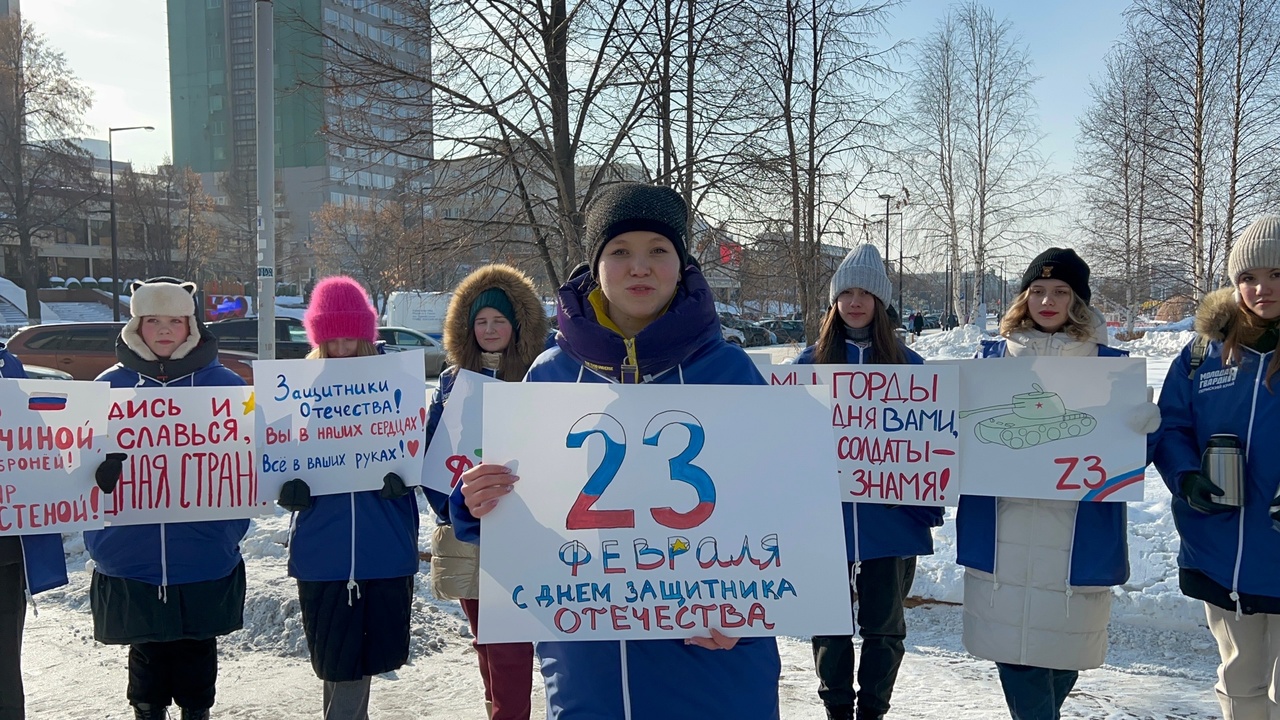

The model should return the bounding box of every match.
[1201,434,1245,508]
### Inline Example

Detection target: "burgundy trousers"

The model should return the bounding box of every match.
[459,598,535,720]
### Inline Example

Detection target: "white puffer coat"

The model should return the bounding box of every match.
[961,311,1118,670]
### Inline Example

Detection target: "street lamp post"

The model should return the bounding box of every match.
[108,125,155,321]
[878,193,893,269]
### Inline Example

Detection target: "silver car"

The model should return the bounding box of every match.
[377,326,448,377]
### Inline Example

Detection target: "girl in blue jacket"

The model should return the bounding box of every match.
[0,344,69,720]
[794,244,942,720]
[1153,215,1280,719]
[452,182,781,719]
[955,250,1158,720]
[87,277,250,720]
[277,276,419,720]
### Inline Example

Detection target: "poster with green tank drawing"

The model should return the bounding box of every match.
[935,356,1149,503]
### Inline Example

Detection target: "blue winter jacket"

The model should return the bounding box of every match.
[451,264,781,720]
[954,338,1130,587]
[85,358,250,586]
[1,345,68,595]
[1152,321,1280,600]
[793,339,944,563]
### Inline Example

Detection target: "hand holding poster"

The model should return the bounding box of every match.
[255,351,428,495]
[767,364,960,506]
[947,356,1148,501]
[477,383,853,644]
[103,387,270,525]
[420,369,497,496]
[0,379,109,535]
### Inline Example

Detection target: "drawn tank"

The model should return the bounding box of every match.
[958,383,1095,449]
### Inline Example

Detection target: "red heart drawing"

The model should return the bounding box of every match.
[407,439,420,457]
[419,407,426,424]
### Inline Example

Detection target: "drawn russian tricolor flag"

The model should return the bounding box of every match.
[28,393,68,411]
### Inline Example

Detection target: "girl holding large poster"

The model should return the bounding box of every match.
[1153,215,1280,719]
[451,182,782,719]
[0,345,67,720]
[85,277,250,720]
[794,244,943,720]
[424,264,546,720]
[276,276,419,720]
[954,250,1159,720]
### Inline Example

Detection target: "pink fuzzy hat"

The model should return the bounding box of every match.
[304,276,377,346]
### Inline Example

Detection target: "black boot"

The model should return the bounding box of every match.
[825,704,854,720]
[133,703,168,720]
[179,708,210,720]
[855,708,884,720]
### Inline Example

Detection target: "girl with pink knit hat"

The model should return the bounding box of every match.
[278,276,420,720]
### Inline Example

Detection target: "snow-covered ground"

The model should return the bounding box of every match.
[23,329,1229,719]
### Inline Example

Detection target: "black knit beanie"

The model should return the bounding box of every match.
[1020,248,1092,305]
[584,183,688,280]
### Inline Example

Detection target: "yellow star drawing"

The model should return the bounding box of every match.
[242,392,255,415]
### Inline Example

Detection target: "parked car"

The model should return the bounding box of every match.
[758,319,805,344]
[24,365,74,381]
[719,315,774,347]
[377,326,447,377]
[207,316,313,359]
[721,325,745,346]
[6,322,256,383]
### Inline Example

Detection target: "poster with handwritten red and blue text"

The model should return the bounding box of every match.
[255,351,428,495]
[0,378,109,535]
[768,364,961,506]
[102,387,270,524]
[420,369,497,496]
[477,383,854,643]
[943,356,1148,502]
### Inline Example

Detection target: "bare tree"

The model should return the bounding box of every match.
[309,198,423,314]
[0,17,97,321]
[902,2,1053,323]
[1077,46,1157,333]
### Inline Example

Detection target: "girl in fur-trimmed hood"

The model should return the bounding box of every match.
[425,263,546,720]
[1153,214,1280,719]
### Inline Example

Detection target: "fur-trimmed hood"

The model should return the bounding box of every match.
[443,264,548,380]
[1194,288,1238,342]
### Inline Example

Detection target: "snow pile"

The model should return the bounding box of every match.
[1116,330,1196,359]
[912,325,987,359]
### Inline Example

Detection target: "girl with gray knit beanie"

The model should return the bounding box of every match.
[794,244,942,720]
[1152,214,1280,719]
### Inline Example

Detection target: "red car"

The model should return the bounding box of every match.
[6,322,256,383]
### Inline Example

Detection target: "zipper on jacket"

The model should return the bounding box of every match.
[158,522,169,603]
[1064,503,1079,620]
[347,492,361,606]
[1231,349,1268,619]
[619,640,632,720]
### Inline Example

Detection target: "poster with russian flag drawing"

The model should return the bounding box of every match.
[0,379,111,535]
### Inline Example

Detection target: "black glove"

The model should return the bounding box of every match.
[95,453,127,494]
[381,472,409,500]
[1180,471,1231,515]
[278,479,312,512]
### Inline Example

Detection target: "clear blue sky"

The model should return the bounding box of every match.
[27,0,1128,177]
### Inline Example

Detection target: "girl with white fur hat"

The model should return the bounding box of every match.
[86,277,250,720]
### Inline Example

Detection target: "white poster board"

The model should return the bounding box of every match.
[102,387,271,524]
[420,370,497,497]
[478,383,853,643]
[947,356,1148,501]
[255,351,428,495]
[767,364,960,506]
[0,379,109,535]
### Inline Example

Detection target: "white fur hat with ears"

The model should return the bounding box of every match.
[121,277,202,361]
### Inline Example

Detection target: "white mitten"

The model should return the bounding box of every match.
[1128,386,1161,434]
